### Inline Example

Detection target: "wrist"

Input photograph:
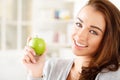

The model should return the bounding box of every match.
[29,71,43,78]
[27,74,43,80]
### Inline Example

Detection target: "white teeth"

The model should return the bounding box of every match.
[75,41,86,47]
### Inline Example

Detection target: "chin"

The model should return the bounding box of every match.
[72,48,89,57]
[72,49,83,56]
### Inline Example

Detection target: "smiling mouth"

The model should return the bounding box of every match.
[74,39,88,48]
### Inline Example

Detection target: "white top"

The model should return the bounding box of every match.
[28,58,120,80]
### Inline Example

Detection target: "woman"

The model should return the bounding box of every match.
[22,0,120,80]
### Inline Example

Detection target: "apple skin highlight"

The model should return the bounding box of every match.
[28,37,46,56]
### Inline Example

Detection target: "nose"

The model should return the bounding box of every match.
[76,29,89,42]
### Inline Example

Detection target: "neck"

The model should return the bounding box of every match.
[73,56,92,73]
[75,56,92,63]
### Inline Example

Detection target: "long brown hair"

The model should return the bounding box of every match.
[79,0,120,80]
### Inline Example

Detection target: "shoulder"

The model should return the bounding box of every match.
[96,67,120,80]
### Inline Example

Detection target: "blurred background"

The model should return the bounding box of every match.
[0,0,119,80]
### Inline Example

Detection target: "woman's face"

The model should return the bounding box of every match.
[71,5,106,58]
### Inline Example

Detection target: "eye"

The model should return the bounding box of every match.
[75,22,82,28]
[89,30,98,35]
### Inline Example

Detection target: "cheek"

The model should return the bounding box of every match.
[89,38,102,52]
[71,31,75,39]
[71,27,77,38]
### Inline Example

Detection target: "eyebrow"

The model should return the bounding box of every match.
[90,25,103,33]
[77,17,83,23]
[77,17,104,33]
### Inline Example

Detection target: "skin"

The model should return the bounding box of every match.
[22,5,106,79]
[22,37,46,77]
[67,5,106,79]
[72,5,105,57]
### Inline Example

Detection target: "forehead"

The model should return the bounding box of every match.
[77,5,106,31]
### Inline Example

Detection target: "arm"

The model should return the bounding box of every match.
[22,46,46,79]
[27,75,43,80]
[26,58,52,80]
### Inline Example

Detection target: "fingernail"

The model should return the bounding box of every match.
[33,52,36,56]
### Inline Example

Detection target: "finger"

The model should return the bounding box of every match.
[22,55,28,64]
[23,54,31,64]
[25,46,36,56]
[26,36,32,45]
[26,50,36,63]
[24,46,36,63]
[22,48,32,64]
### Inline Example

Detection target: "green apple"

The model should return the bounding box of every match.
[28,37,46,56]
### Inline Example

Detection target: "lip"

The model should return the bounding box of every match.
[73,39,88,50]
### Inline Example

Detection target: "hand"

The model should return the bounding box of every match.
[22,37,46,78]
